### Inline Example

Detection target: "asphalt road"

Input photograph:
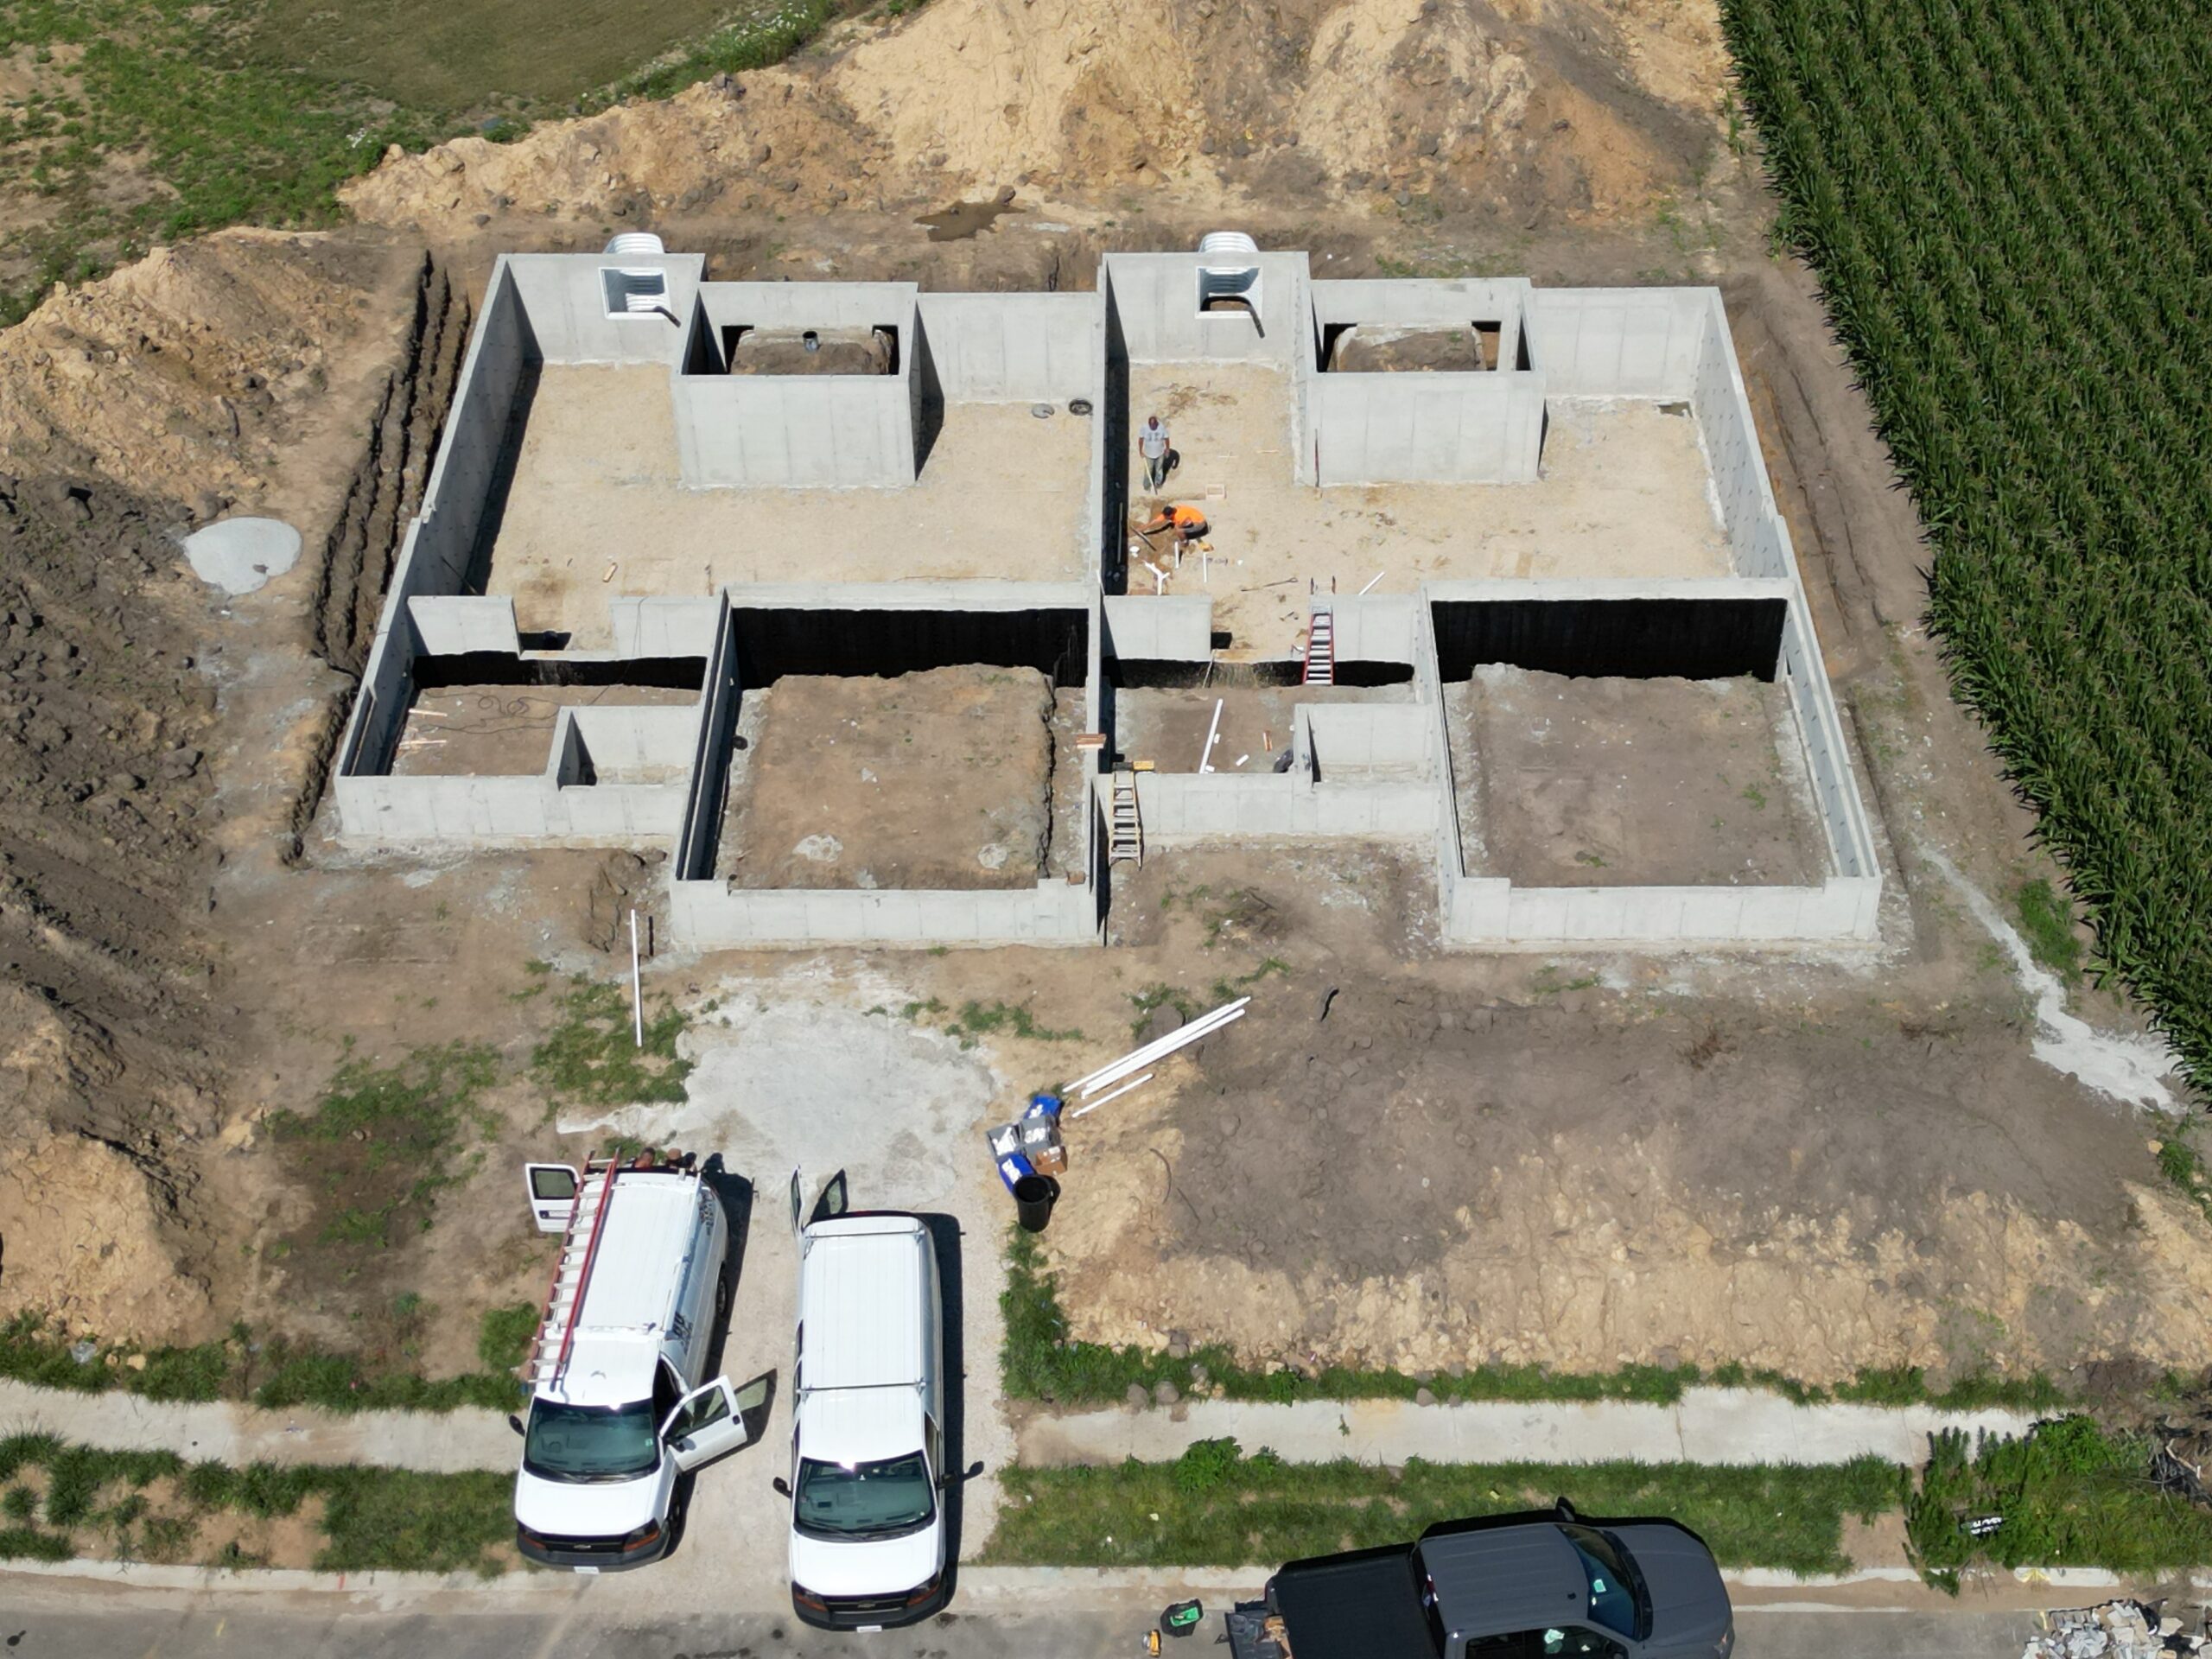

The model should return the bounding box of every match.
[0,1580,2042,1658]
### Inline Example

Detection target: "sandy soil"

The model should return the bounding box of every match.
[391,683,695,779]
[1126,371,1732,654]
[1449,665,1824,887]
[479,365,1095,647]
[719,666,1061,890]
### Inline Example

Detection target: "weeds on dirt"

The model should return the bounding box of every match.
[474,1303,537,1372]
[1906,1417,2212,1590]
[0,1313,523,1414]
[987,1439,1901,1575]
[1002,1232,2079,1414]
[2155,1130,2212,1226]
[2013,878,2083,983]
[268,1041,500,1249]
[531,978,693,1109]
[0,1433,512,1572]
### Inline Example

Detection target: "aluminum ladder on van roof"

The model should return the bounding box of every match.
[528,1157,624,1395]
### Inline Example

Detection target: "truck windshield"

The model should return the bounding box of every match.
[524,1399,660,1483]
[793,1452,936,1538]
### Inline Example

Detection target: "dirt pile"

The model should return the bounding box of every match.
[340,0,1729,238]
[0,476,227,1340]
[0,231,416,519]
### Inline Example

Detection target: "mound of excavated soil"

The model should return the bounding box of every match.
[0,476,228,1339]
[721,666,1057,891]
[340,0,1731,237]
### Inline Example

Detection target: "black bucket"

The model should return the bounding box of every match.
[1013,1174,1058,1233]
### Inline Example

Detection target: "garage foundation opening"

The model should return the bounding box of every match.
[1435,598,1824,887]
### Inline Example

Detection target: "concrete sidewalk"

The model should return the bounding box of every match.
[1017,1387,2044,1468]
[0,1379,513,1472]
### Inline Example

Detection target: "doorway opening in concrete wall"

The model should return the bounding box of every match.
[717,324,899,376]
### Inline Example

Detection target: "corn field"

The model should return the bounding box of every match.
[1722,0,2212,1094]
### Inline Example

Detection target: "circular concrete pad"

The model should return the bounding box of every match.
[181,516,302,595]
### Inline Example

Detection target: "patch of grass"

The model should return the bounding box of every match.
[2,1484,33,1523]
[1907,1417,2212,1589]
[988,1440,1901,1576]
[475,1302,538,1373]
[268,1042,500,1249]
[1126,982,1199,1038]
[946,1001,1084,1045]
[0,1313,522,1414]
[1003,1230,2076,1413]
[0,1436,511,1573]
[603,0,839,105]
[1209,957,1289,1006]
[530,979,692,1109]
[2014,879,2083,982]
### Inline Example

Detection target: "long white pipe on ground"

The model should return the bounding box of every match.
[1198,697,1224,774]
[1069,1071,1154,1118]
[1070,997,1250,1096]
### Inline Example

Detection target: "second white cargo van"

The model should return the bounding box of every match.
[777,1180,952,1629]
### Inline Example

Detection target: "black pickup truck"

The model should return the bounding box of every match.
[1223,1509,1733,1659]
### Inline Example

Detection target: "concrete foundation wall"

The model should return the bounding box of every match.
[1135,769,1438,842]
[1103,595,1214,660]
[1691,296,1787,579]
[667,879,1099,947]
[916,294,1100,402]
[672,365,918,488]
[1524,288,1710,397]
[1104,252,1307,365]
[1312,372,1546,485]
[1449,874,1882,945]
[1779,604,1878,882]
[569,704,698,775]
[1324,594,1420,663]
[407,595,518,656]
[676,607,741,880]
[1311,276,1530,338]
[1302,703,1433,772]
[411,268,533,592]
[503,252,701,366]
[608,596,725,659]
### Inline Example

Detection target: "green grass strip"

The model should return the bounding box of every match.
[988,1440,1903,1577]
[1000,1229,2072,1411]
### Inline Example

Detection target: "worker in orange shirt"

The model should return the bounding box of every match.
[1138,504,1210,542]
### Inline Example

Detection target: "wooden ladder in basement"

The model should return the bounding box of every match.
[1109,766,1144,867]
[1304,607,1337,685]
[526,1156,623,1395]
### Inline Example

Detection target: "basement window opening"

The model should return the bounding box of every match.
[601,267,671,321]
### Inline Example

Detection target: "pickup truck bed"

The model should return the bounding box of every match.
[1230,1543,1438,1659]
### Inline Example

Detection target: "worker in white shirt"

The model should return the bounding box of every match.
[1139,414,1173,491]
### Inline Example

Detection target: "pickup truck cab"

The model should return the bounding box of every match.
[777,1174,952,1629]
[1228,1508,1733,1659]
[510,1157,758,1571]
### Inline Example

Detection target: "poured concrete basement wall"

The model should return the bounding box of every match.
[916,293,1100,402]
[1103,595,1215,660]
[408,595,518,656]
[1523,288,1709,397]
[1104,252,1308,365]
[502,251,702,365]
[1311,371,1546,484]
[1132,768,1439,842]
[1309,277,1531,349]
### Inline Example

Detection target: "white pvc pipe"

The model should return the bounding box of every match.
[629,909,644,1048]
[1071,999,1250,1096]
[1198,697,1224,774]
[1359,569,1384,594]
[1069,1071,1153,1118]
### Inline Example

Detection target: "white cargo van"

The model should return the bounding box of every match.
[776,1174,963,1629]
[509,1154,758,1571]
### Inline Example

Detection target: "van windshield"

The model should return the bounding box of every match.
[524,1399,660,1483]
[794,1452,936,1538]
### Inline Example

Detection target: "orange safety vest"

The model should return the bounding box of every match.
[1167,505,1206,531]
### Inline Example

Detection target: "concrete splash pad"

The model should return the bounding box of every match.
[181,517,301,595]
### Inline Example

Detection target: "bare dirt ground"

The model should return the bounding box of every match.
[1449,665,1823,887]
[0,0,2199,1412]
[719,667,1061,890]
[391,683,695,779]
[1115,682,1408,774]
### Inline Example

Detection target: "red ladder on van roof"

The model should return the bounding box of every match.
[526,1157,625,1395]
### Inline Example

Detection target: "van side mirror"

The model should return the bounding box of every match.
[508,1414,525,1436]
[772,1477,791,1497]
[966,1460,985,1479]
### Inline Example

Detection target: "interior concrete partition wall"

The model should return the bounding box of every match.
[1310,372,1547,485]
[567,703,699,776]
[1524,287,1712,397]
[1133,764,1440,842]
[913,293,1101,402]
[1301,703,1435,774]
[608,595,725,659]
[671,283,921,488]
[502,251,703,366]
[1102,594,1215,661]
[408,595,518,657]
[666,877,1102,950]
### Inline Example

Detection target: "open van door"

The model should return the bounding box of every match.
[662,1376,760,1472]
[524,1163,579,1234]
[788,1168,849,1236]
